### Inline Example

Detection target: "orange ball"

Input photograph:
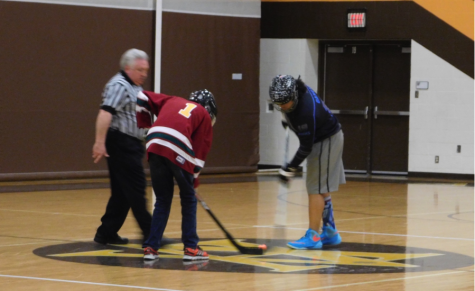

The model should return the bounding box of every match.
[258,244,267,251]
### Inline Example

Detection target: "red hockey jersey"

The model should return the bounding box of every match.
[136,91,213,178]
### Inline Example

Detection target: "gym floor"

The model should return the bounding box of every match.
[0,172,473,290]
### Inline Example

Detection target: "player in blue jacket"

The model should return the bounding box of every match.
[269,75,345,249]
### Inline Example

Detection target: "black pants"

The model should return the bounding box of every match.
[96,129,152,239]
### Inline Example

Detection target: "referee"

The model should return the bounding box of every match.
[92,48,152,245]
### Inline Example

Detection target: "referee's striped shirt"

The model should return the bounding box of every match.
[100,71,145,140]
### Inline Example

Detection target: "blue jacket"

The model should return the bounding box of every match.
[284,86,341,167]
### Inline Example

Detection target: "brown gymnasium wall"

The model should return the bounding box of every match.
[0,1,155,180]
[0,2,260,180]
[160,12,260,174]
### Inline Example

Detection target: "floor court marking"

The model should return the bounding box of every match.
[254,226,474,241]
[0,274,183,291]
[0,208,99,217]
[261,209,474,225]
[294,270,470,291]
[0,225,254,249]
[0,241,67,248]
[340,230,474,241]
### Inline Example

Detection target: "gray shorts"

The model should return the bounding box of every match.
[306,130,346,194]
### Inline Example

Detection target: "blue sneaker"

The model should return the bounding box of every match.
[287,229,322,249]
[320,225,342,246]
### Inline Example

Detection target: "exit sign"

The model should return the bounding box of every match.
[347,9,366,30]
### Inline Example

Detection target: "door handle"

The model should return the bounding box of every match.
[331,107,369,119]
[372,106,410,118]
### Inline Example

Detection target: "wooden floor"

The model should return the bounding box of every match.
[0,173,473,290]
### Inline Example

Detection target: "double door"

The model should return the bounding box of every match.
[322,42,411,175]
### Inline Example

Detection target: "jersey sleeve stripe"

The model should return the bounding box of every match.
[136,91,150,113]
[308,87,318,137]
[137,91,149,101]
[136,99,150,113]
[195,158,205,168]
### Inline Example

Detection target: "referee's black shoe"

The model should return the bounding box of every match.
[94,233,129,245]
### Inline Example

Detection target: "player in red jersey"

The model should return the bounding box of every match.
[136,89,217,261]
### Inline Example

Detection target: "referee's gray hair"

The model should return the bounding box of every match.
[120,49,149,69]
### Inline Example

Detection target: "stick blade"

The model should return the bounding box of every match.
[239,247,264,255]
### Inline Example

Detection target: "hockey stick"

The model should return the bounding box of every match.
[274,126,290,226]
[279,125,303,181]
[279,125,293,184]
[195,193,265,255]
[283,126,289,166]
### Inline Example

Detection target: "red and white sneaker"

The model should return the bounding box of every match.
[144,247,159,260]
[183,246,209,261]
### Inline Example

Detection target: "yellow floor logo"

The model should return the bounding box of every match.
[34,239,473,274]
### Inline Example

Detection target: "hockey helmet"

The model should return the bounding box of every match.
[189,89,218,125]
[269,75,298,106]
